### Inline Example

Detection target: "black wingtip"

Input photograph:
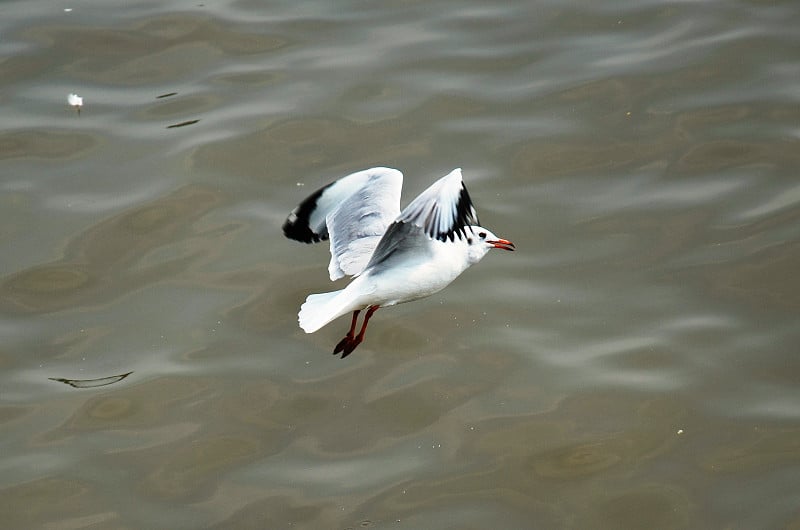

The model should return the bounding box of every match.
[282,215,324,243]
[433,181,480,242]
[282,183,331,243]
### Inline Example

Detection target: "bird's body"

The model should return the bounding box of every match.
[299,232,478,333]
[283,167,514,357]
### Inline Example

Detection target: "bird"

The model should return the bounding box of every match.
[67,93,83,115]
[282,167,514,358]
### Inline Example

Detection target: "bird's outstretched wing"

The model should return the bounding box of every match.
[365,168,480,270]
[283,167,403,280]
[395,168,479,242]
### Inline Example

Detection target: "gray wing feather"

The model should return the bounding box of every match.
[364,168,481,273]
[364,221,434,272]
[326,169,402,280]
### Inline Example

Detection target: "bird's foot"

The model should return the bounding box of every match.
[333,335,351,356]
[332,306,376,358]
[333,334,361,358]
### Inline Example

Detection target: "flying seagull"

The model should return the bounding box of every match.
[283,167,514,357]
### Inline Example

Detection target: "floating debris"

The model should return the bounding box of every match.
[166,119,199,129]
[67,93,83,115]
[49,371,133,389]
[156,92,178,99]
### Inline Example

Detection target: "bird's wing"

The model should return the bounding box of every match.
[365,168,480,270]
[362,221,434,274]
[397,167,479,241]
[282,167,403,280]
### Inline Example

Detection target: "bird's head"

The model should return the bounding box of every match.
[464,226,515,263]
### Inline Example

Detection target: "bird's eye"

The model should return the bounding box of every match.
[467,238,473,244]
[479,231,487,239]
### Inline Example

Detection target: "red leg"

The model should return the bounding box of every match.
[333,310,360,356]
[355,306,379,342]
[340,305,379,358]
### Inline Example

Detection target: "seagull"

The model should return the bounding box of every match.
[67,93,83,115]
[283,167,514,358]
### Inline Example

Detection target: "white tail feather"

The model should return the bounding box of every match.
[298,289,355,333]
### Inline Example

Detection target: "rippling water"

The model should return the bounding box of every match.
[2,0,800,528]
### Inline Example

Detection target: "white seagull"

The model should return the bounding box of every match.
[67,93,83,114]
[283,167,514,357]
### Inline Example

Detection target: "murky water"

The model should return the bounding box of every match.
[2,0,800,528]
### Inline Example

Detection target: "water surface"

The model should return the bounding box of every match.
[2,0,800,528]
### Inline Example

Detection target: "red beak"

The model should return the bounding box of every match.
[488,238,515,251]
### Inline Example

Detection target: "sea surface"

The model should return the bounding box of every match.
[2,0,800,528]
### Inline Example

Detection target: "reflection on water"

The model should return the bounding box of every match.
[18,14,287,86]
[0,130,96,160]
[0,186,221,314]
[2,0,800,528]
[188,98,481,180]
